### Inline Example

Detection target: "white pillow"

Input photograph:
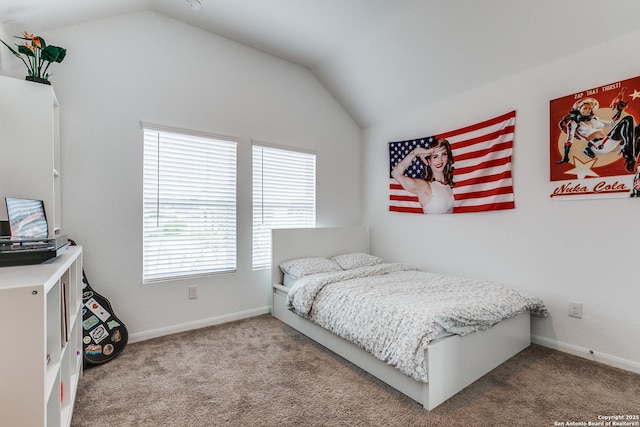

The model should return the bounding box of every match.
[279,257,342,279]
[282,273,298,287]
[331,252,382,270]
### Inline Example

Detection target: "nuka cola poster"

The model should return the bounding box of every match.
[550,76,640,200]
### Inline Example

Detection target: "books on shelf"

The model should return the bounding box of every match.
[60,280,69,347]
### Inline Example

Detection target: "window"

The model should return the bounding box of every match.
[252,142,316,269]
[142,124,237,282]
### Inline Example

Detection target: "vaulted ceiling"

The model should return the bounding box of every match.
[2,0,640,127]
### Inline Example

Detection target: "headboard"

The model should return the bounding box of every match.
[271,227,369,285]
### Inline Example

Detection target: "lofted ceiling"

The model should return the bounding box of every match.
[1,0,640,127]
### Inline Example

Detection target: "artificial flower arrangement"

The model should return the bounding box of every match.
[0,31,66,85]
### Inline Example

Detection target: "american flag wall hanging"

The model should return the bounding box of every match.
[389,111,516,214]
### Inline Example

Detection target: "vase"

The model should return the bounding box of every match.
[25,76,51,85]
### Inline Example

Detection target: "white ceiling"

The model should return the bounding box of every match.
[2,0,640,127]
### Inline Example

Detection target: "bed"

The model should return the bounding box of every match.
[271,227,546,410]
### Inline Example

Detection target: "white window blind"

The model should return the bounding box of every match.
[143,125,237,282]
[252,143,316,270]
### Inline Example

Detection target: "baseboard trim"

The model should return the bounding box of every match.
[129,306,271,343]
[532,334,640,375]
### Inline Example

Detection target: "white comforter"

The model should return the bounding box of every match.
[287,263,547,383]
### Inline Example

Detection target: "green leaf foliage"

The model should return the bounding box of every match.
[0,32,66,82]
[18,44,36,57]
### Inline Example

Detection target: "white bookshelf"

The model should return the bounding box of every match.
[0,246,83,426]
[0,75,62,234]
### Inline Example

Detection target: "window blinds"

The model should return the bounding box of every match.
[143,125,237,282]
[252,143,316,269]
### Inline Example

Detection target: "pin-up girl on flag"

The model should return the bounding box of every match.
[390,138,455,214]
[556,89,640,172]
[631,170,640,197]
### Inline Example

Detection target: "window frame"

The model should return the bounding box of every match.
[142,123,238,283]
[252,140,316,270]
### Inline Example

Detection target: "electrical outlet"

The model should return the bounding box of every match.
[189,285,198,300]
[568,301,582,318]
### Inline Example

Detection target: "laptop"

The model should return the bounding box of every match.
[4,197,49,239]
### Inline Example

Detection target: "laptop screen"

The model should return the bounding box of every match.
[5,197,49,239]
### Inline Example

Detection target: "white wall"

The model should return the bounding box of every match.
[0,25,11,76]
[363,31,640,372]
[4,7,636,372]
[26,11,361,340]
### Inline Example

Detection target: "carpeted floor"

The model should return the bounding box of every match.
[71,315,640,426]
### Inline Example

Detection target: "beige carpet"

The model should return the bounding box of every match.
[71,315,640,426]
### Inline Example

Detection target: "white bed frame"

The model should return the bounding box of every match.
[271,227,531,411]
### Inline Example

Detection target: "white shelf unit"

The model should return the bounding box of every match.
[0,246,83,427]
[0,75,62,234]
